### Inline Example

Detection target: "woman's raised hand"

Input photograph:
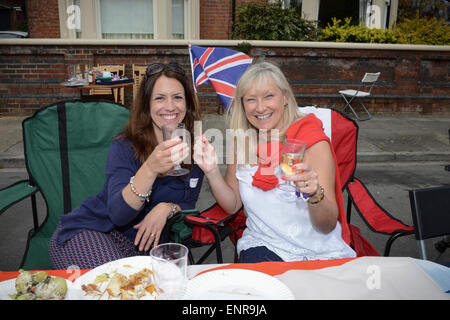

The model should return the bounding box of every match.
[145,137,189,175]
[193,134,219,175]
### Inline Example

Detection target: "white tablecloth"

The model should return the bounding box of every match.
[187,257,450,300]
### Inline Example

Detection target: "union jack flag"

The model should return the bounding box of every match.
[189,44,253,111]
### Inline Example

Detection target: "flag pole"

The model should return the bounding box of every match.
[188,44,197,93]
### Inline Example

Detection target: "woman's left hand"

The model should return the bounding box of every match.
[133,202,171,251]
[282,162,320,196]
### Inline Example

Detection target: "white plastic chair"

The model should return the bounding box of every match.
[339,72,380,121]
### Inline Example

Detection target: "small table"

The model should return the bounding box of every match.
[60,81,134,104]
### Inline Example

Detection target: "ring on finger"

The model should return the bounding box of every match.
[150,233,155,238]
[304,181,308,188]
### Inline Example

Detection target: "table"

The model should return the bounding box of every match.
[60,81,134,104]
[1,257,449,300]
[189,257,450,300]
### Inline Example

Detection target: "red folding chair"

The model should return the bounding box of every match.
[183,107,414,263]
[347,178,414,255]
[183,204,246,264]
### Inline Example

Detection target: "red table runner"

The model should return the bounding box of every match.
[0,257,356,282]
[195,257,356,277]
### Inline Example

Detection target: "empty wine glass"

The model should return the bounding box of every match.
[162,123,190,176]
[277,138,307,201]
[150,243,189,300]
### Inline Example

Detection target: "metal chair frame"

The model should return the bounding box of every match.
[339,72,380,121]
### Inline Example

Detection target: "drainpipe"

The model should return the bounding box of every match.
[22,0,28,36]
[231,0,236,34]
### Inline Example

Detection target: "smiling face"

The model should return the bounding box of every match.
[150,75,187,141]
[242,76,288,132]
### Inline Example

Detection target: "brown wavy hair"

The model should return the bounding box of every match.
[122,64,201,171]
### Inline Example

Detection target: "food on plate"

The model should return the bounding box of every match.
[14,269,33,294]
[81,268,156,300]
[106,273,126,297]
[121,268,155,300]
[94,273,110,284]
[80,283,102,297]
[34,277,67,300]
[9,269,68,300]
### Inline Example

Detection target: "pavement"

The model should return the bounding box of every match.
[0,112,450,270]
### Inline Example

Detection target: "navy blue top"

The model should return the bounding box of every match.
[56,136,204,245]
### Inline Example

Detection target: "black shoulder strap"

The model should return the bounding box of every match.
[57,101,72,214]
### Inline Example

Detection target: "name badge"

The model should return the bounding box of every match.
[189,178,199,188]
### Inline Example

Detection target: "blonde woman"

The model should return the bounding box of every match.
[194,61,355,263]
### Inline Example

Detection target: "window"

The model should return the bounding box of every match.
[172,0,184,39]
[275,0,303,10]
[100,0,154,39]
[59,0,199,40]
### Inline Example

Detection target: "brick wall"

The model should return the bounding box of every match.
[199,0,267,39]
[26,0,61,38]
[200,0,233,39]
[0,42,448,116]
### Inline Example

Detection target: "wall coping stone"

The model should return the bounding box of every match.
[1,39,449,52]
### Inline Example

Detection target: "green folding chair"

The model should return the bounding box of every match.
[0,100,129,270]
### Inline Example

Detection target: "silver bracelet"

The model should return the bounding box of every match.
[167,203,178,220]
[129,176,151,202]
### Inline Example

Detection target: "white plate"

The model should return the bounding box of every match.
[67,256,156,300]
[0,277,72,300]
[184,269,295,300]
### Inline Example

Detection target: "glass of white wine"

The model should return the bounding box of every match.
[162,123,190,176]
[277,138,307,201]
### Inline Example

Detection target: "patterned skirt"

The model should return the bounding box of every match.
[49,224,148,270]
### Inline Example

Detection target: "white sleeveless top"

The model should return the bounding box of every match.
[236,164,356,261]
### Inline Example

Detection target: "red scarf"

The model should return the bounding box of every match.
[251,114,351,245]
[251,141,283,191]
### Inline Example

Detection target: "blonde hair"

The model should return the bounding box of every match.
[228,61,301,135]
[227,61,302,164]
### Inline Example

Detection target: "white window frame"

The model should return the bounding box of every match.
[269,0,303,10]
[58,0,199,40]
[269,0,320,24]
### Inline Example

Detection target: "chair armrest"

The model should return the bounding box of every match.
[185,215,228,227]
[0,180,38,214]
[160,209,201,244]
[184,204,237,228]
[346,177,413,234]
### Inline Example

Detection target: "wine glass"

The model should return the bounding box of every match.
[277,138,307,201]
[162,123,190,176]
